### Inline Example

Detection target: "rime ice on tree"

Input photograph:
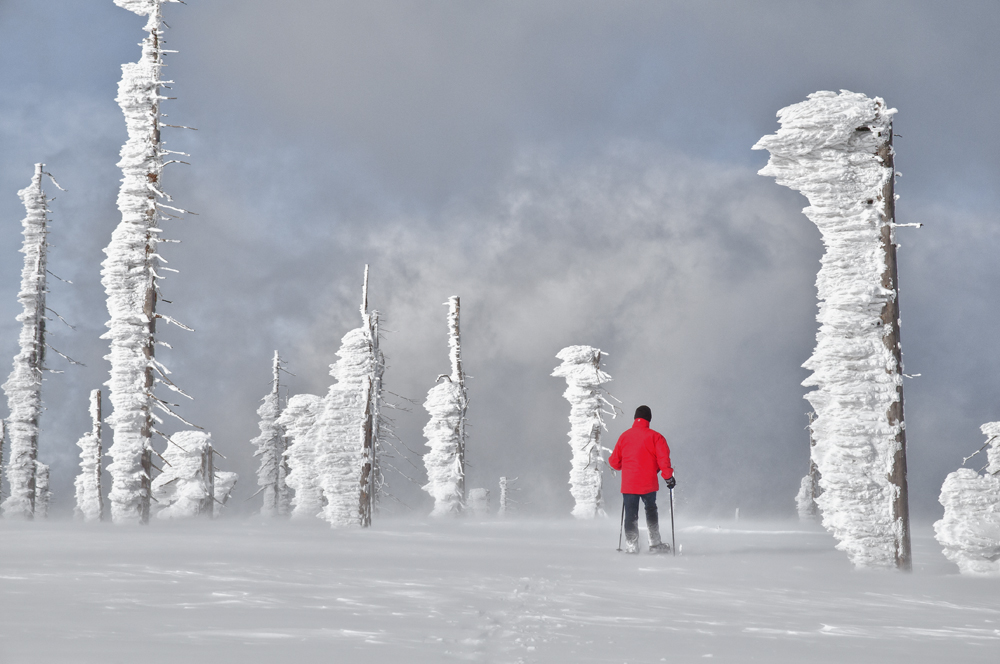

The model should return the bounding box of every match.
[795,412,822,522]
[151,431,219,519]
[755,90,912,569]
[252,351,291,517]
[552,345,612,519]
[102,0,193,524]
[280,394,324,518]
[74,390,105,522]
[934,423,1000,576]
[2,164,56,519]
[422,296,469,516]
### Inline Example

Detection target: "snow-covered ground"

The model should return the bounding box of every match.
[0,517,995,663]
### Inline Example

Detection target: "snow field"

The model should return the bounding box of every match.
[0,518,995,663]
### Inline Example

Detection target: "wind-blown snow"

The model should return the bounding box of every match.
[280,394,324,518]
[754,90,906,568]
[151,431,215,520]
[2,165,49,519]
[74,390,104,522]
[934,422,1000,576]
[552,345,612,519]
[102,0,189,524]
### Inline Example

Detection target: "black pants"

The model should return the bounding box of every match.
[623,492,658,539]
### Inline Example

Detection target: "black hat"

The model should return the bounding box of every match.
[634,405,652,422]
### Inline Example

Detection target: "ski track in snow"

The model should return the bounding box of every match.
[0,520,996,663]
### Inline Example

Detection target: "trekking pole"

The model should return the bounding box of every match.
[669,487,676,557]
[616,500,625,552]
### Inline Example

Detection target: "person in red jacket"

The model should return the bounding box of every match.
[608,405,675,554]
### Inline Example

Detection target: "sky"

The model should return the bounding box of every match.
[1,0,999,520]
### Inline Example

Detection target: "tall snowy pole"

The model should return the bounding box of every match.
[447,296,468,503]
[755,90,912,570]
[552,345,612,520]
[2,164,51,519]
[102,0,190,524]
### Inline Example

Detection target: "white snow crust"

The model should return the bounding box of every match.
[552,345,611,519]
[151,431,215,520]
[2,165,50,519]
[279,393,324,519]
[754,90,905,568]
[74,390,104,522]
[934,422,1000,575]
[0,519,993,663]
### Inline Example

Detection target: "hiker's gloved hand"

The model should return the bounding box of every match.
[665,476,676,489]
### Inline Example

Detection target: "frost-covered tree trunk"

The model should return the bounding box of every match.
[252,351,290,517]
[103,0,191,525]
[422,296,469,516]
[934,423,1000,576]
[33,461,50,519]
[755,90,912,570]
[2,164,52,519]
[74,390,105,522]
[151,431,216,519]
[552,346,612,519]
[280,393,324,518]
[308,267,385,528]
[795,412,822,522]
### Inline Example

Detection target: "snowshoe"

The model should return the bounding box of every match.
[648,543,671,554]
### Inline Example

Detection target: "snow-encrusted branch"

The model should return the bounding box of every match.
[755,90,911,569]
[552,345,613,519]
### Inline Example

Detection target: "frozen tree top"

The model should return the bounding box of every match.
[753,90,896,159]
[552,345,611,387]
[114,0,178,16]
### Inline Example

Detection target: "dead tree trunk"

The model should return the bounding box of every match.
[878,130,912,570]
[358,266,383,527]
[447,296,468,505]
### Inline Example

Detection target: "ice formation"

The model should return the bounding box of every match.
[2,164,51,519]
[252,352,291,517]
[795,414,822,521]
[279,393,324,518]
[74,390,105,522]
[214,472,238,517]
[422,297,468,517]
[102,0,191,524]
[311,323,381,527]
[552,345,612,519]
[33,461,51,519]
[755,90,911,569]
[934,423,1000,576]
[151,431,215,520]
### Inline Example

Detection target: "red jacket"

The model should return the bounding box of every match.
[608,419,673,494]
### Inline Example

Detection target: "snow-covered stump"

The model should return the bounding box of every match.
[934,423,1000,576]
[103,0,192,525]
[552,346,612,520]
[151,431,215,520]
[74,390,105,522]
[2,164,52,519]
[251,351,291,517]
[755,90,912,570]
[422,296,469,517]
[280,393,324,519]
[33,461,50,519]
